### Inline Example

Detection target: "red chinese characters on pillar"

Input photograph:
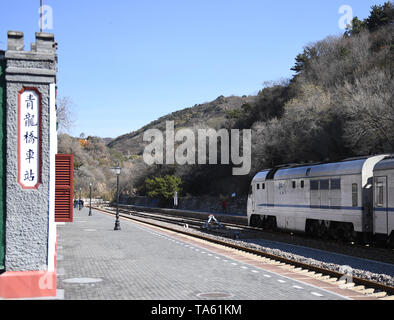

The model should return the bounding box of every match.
[18,87,42,189]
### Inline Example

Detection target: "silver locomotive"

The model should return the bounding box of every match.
[247,154,394,244]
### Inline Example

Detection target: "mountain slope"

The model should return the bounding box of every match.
[108,95,256,155]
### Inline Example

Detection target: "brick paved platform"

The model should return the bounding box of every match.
[56,208,348,300]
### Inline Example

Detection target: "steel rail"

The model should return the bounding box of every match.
[115,207,256,235]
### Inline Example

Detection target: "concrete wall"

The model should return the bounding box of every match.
[4,31,57,271]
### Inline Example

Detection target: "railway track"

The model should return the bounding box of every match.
[117,207,252,236]
[92,205,394,299]
[102,204,394,263]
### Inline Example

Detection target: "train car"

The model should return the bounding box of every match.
[373,157,394,243]
[247,155,389,241]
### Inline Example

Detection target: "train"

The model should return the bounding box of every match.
[247,154,394,245]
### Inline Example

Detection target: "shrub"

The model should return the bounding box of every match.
[145,175,182,207]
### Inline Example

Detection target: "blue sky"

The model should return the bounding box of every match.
[0,0,385,138]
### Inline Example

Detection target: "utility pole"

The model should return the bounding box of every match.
[89,182,92,216]
[40,0,43,32]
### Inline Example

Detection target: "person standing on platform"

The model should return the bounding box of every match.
[222,199,227,213]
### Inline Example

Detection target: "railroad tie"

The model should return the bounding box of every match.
[324,277,339,283]
[369,291,387,298]
[362,288,375,294]
[336,279,347,285]
[296,269,309,274]
[351,285,365,292]
[340,282,355,288]
[380,295,394,300]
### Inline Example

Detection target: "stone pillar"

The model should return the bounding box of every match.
[0,49,5,271]
[0,31,58,299]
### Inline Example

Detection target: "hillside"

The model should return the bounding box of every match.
[58,95,257,199]
[108,95,257,155]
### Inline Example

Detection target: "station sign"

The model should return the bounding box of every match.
[18,87,41,189]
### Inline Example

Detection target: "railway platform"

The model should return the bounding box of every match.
[54,207,354,300]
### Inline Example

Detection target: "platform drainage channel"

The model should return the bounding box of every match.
[63,278,103,284]
[196,292,234,299]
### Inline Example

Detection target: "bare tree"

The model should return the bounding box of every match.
[56,96,75,133]
[336,69,394,152]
